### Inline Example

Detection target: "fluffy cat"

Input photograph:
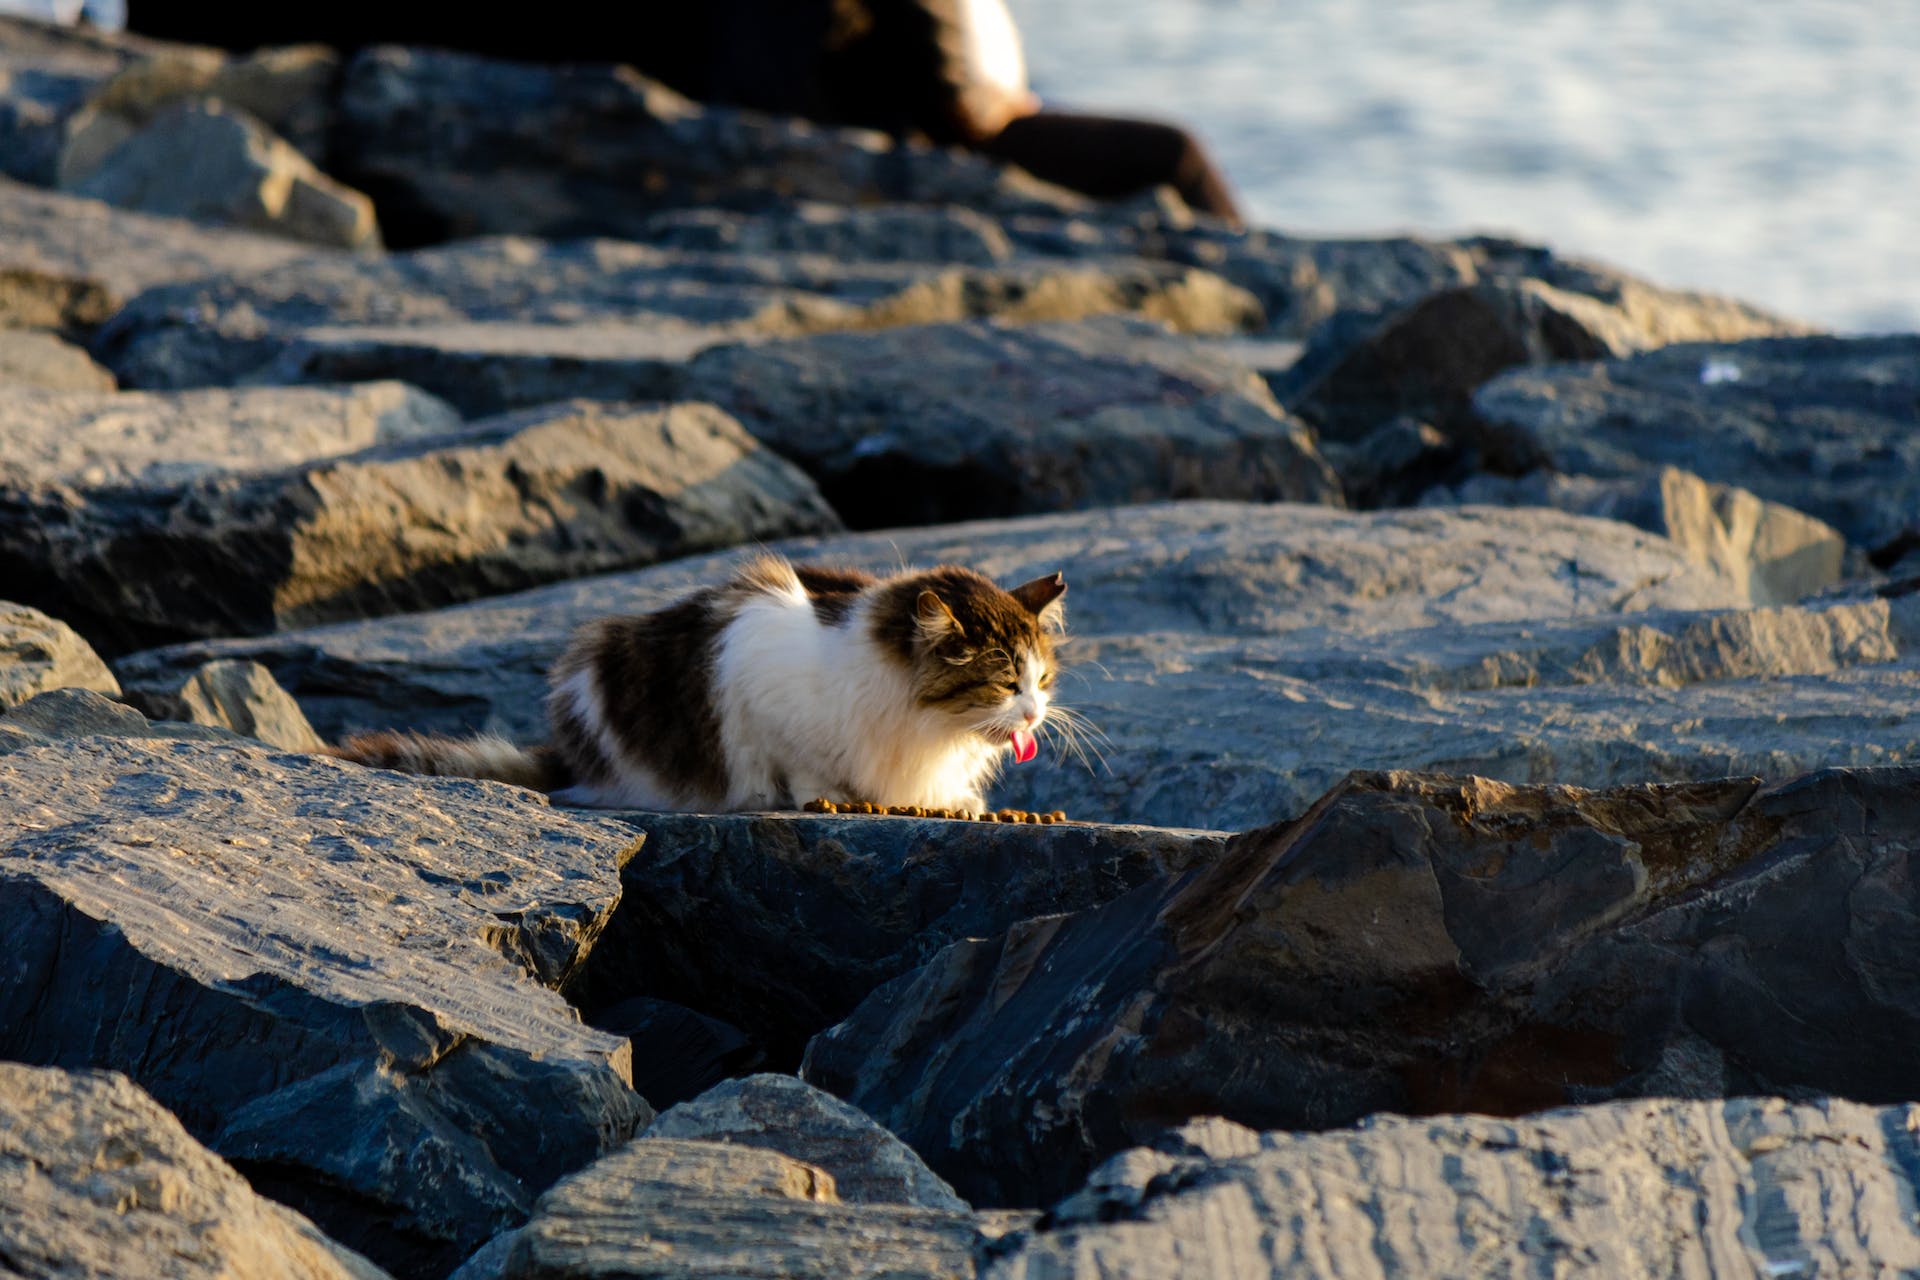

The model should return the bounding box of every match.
[329,555,1070,812]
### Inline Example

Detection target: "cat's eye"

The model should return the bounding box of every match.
[1039,672,1053,687]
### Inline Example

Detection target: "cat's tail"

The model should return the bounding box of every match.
[325,730,571,792]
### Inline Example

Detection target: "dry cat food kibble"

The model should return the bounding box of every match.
[803,799,1071,824]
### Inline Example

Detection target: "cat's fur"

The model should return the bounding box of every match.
[329,555,1067,812]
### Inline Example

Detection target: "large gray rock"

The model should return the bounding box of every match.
[679,317,1340,527]
[69,99,380,250]
[0,735,650,1276]
[1474,334,1920,559]
[647,1075,969,1211]
[0,599,118,708]
[0,327,115,389]
[0,175,319,332]
[0,1064,390,1280]
[804,763,1920,1206]
[497,1138,980,1280]
[0,686,239,754]
[0,13,170,185]
[96,234,1261,413]
[145,658,326,751]
[1,393,839,650]
[991,1100,1920,1279]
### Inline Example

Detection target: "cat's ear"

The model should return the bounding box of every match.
[1010,572,1067,630]
[915,590,963,642]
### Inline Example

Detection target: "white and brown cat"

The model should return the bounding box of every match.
[329,555,1071,812]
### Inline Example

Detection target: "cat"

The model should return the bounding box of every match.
[328,554,1070,813]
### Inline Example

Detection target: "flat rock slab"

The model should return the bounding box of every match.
[804,763,1920,1206]
[0,735,650,1277]
[1474,334,1920,558]
[678,317,1340,527]
[572,810,1225,1064]
[0,686,239,754]
[991,1100,1920,1279]
[0,1063,390,1280]
[498,1138,980,1280]
[3,394,838,651]
[0,600,118,709]
[95,234,1260,414]
[0,176,319,332]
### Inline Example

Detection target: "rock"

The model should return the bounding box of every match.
[647,1074,969,1211]
[95,234,1261,412]
[1277,276,1810,447]
[991,1099,1920,1279]
[1473,334,1920,560]
[0,686,239,755]
[570,810,1224,1064]
[804,763,1920,1206]
[1,394,839,651]
[0,599,118,709]
[0,1063,390,1280]
[0,327,115,389]
[634,203,1016,266]
[587,997,765,1112]
[497,1138,979,1280]
[145,658,325,750]
[1317,415,1461,507]
[0,175,320,332]
[679,317,1340,527]
[1432,466,1847,605]
[68,100,380,250]
[331,45,1083,245]
[0,735,650,1276]
[0,13,170,185]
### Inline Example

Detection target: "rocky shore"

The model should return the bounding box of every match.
[3,13,1918,1279]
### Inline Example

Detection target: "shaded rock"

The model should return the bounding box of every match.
[647,1074,968,1211]
[1,395,838,651]
[572,809,1223,1064]
[1473,334,1920,559]
[0,686,240,754]
[0,1063,390,1280]
[96,233,1260,412]
[0,326,115,389]
[332,45,1082,245]
[68,99,379,250]
[498,1138,979,1280]
[1432,466,1847,605]
[1318,415,1461,507]
[680,317,1339,527]
[0,599,117,708]
[147,657,325,750]
[588,997,765,1112]
[992,1099,1920,1279]
[0,13,169,185]
[804,763,1920,1206]
[0,736,650,1276]
[0,175,320,332]
[635,203,1016,266]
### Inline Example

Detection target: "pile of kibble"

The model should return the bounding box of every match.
[803,799,1072,824]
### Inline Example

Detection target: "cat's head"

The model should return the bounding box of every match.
[876,566,1066,755]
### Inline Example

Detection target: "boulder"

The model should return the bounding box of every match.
[1473,334,1920,560]
[0,13,169,185]
[0,1063,389,1280]
[634,203,1016,266]
[0,326,115,389]
[0,599,118,708]
[143,657,325,750]
[678,317,1340,527]
[1431,467,1847,605]
[496,1138,980,1280]
[0,175,320,332]
[67,100,380,250]
[646,1074,969,1211]
[0,735,650,1276]
[0,686,239,754]
[1,393,839,651]
[990,1100,1920,1279]
[571,810,1225,1063]
[95,234,1261,412]
[803,763,1920,1206]
[587,997,765,1112]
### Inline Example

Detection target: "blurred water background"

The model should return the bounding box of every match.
[1009,0,1918,332]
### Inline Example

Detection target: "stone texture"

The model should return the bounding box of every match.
[0,686,240,755]
[1474,334,1920,559]
[572,810,1223,1065]
[0,1063,390,1280]
[635,203,1017,266]
[647,1075,969,1211]
[589,997,765,1113]
[68,99,380,250]
[0,326,115,389]
[680,317,1339,526]
[0,599,118,709]
[804,763,1920,1206]
[0,735,651,1276]
[990,1100,1920,1279]
[0,13,171,185]
[2,394,839,651]
[1433,466,1847,605]
[144,658,326,751]
[0,175,319,332]
[497,1138,979,1280]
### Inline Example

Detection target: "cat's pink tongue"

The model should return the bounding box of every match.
[1011,729,1038,764]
